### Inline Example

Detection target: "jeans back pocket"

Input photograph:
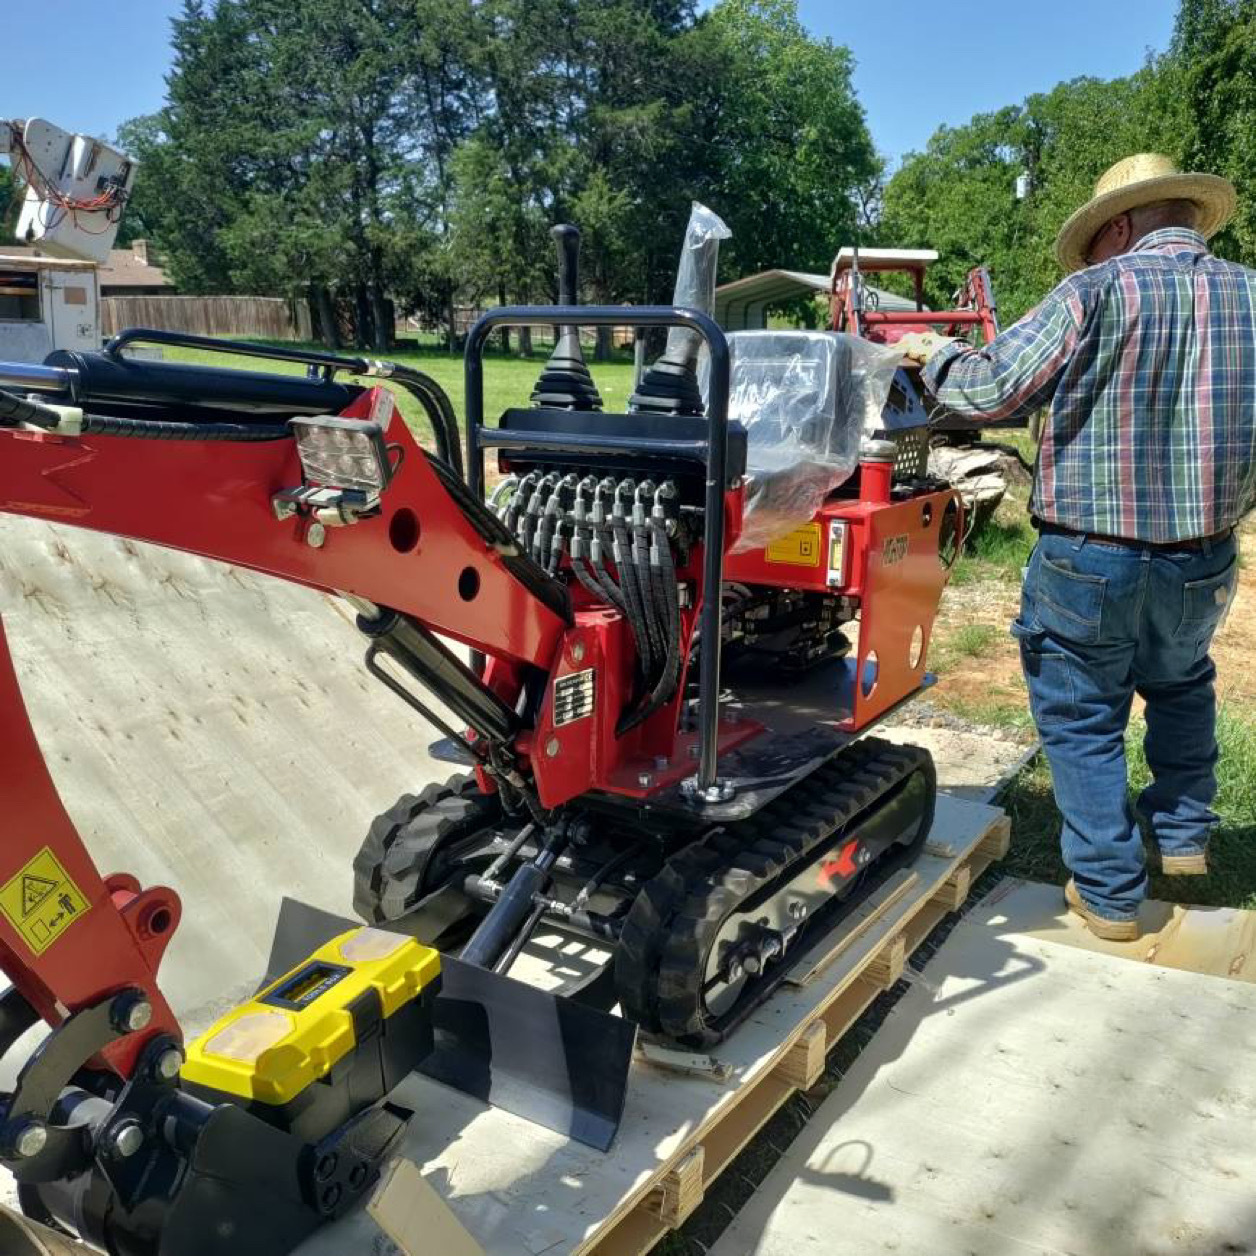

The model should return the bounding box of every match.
[1176,554,1237,641]
[1034,551,1107,645]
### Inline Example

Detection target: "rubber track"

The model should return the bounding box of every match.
[614,737,934,1046]
[352,772,501,924]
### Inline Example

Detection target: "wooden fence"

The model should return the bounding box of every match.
[101,295,313,342]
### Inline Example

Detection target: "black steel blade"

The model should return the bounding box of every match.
[267,899,635,1152]
[420,956,634,1153]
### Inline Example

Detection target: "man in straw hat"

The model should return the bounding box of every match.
[899,154,1249,941]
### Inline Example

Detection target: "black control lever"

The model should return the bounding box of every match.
[529,224,603,412]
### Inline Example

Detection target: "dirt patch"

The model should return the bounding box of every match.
[1212,570,1256,703]
[927,530,1256,717]
[927,579,1026,719]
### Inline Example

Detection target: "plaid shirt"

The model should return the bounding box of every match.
[923,228,1256,542]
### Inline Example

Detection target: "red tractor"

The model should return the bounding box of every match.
[0,217,960,1254]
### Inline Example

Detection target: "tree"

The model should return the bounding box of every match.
[121,0,479,349]
[880,64,1187,321]
[689,0,880,277]
[0,162,17,239]
[112,0,882,343]
[1178,1,1256,264]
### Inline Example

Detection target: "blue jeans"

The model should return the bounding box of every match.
[1012,529,1238,921]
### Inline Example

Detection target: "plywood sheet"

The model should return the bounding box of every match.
[971,877,1256,983]
[711,903,1256,1256]
[0,517,448,1032]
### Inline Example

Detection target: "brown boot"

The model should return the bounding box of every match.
[1064,878,1140,941]
[1161,851,1208,876]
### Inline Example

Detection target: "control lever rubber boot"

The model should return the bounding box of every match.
[530,224,603,411]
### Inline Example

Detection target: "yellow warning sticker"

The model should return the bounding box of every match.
[0,847,90,956]
[765,523,822,567]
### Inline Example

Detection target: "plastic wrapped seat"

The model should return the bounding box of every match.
[703,330,901,550]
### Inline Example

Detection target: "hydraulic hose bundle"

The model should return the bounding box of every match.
[492,471,685,733]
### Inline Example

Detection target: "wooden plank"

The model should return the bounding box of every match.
[709,911,1256,1256]
[771,1019,826,1090]
[975,814,1012,861]
[931,860,973,912]
[367,1160,485,1256]
[865,930,906,989]
[642,1146,705,1229]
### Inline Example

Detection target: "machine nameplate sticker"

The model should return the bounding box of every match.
[882,534,909,566]
[0,846,90,955]
[765,523,822,567]
[553,668,595,727]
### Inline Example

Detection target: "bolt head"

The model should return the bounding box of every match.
[123,999,153,1034]
[109,1121,145,1159]
[697,780,735,804]
[155,1047,184,1080]
[307,521,327,548]
[14,1121,47,1159]
[112,992,153,1035]
[545,736,560,758]
[638,772,652,788]
[788,900,808,921]
[570,641,586,663]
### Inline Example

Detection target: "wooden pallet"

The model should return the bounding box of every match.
[300,794,1010,1256]
[593,800,1010,1256]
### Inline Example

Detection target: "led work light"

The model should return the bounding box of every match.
[290,416,394,493]
[273,415,402,543]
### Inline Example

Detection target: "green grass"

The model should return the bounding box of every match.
[950,510,1036,586]
[158,337,638,448]
[1001,708,1256,910]
[948,694,1037,734]
[931,622,1003,672]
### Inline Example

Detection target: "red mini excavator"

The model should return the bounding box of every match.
[0,214,961,1254]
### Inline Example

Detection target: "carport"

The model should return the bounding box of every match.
[714,267,919,330]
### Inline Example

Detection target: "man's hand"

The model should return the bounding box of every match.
[896,332,965,366]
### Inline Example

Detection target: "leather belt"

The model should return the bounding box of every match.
[1034,519,1233,553]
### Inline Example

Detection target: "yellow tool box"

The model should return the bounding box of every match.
[182,926,441,1142]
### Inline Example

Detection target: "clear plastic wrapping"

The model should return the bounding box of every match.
[665,203,732,359]
[701,330,903,551]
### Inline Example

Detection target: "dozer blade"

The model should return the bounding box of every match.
[267,899,635,1152]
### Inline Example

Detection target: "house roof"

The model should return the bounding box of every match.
[98,248,173,290]
[714,267,919,331]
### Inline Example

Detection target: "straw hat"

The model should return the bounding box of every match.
[1054,153,1236,272]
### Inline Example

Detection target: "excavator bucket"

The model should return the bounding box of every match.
[267,899,636,1151]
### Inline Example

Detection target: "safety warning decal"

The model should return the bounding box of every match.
[765,523,822,567]
[0,847,90,956]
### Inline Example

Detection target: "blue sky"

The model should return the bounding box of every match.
[3,0,1180,170]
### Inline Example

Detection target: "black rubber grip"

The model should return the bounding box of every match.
[0,387,60,429]
[79,415,290,441]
